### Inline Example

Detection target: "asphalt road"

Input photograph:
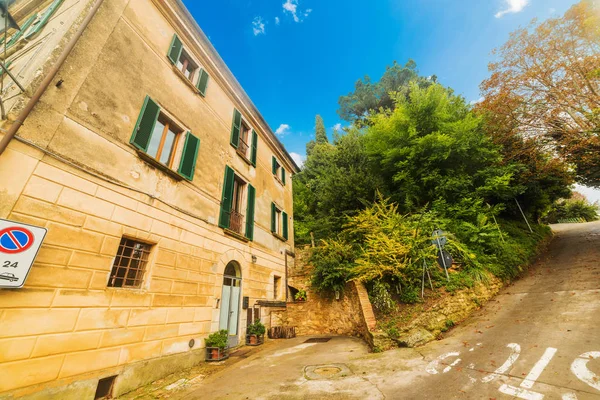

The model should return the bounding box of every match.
[181,222,600,400]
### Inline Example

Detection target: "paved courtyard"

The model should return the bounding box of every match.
[130,222,600,400]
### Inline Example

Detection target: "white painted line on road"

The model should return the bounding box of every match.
[571,351,600,392]
[562,393,578,400]
[499,384,544,400]
[443,358,462,373]
[482,343,521,383]
[521,347,557,389]
[426,352,460,375]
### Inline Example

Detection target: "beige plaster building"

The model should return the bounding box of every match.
[0,0,298,398]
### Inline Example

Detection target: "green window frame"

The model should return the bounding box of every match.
[270,203,288,241]
[196,68,210,96]
[219,166,236,229]
[130,96,200,181]
[24,0,63,40]
[250,130,258,167]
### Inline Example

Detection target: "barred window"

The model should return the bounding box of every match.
[108,238,151,288]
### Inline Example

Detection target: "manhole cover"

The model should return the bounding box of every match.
[304,363,352,380]
[303,337,331,343]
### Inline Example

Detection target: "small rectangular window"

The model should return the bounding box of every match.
[274,276,281,300]
[95,375,117,400]
[236,120,252,161]
[146,115,183,168]
[176,49,198,82]
[130,96,200,181]
[271,202,288,241]
[272,157,285,185]
[108,239,151,288]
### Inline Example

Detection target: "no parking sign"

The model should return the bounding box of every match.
[0,219,47,288]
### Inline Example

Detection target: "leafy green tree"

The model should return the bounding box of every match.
[338,60,434,124]
[315,115,328,144]
[294,129,381,243]
[365,83,518,212]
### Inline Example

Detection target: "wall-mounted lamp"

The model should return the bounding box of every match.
[252,255,257,263]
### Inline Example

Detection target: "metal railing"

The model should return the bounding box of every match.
[229,210,244,234]
[237,138,249,159]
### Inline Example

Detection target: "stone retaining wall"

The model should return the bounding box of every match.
[272,281,376,347]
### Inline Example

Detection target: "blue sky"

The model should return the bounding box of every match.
[185,0,578,169]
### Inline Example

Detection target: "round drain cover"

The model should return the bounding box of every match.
[304,364,352,380]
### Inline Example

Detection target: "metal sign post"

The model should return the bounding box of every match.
[0,219,47,288]
[421,260,434,298]
[515,198,533,233]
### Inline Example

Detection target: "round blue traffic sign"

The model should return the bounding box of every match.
[0,227,34,254]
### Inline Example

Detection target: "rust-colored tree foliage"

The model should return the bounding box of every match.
[479,1,600,187]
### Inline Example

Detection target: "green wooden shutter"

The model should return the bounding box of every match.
[282,168,286,185]
[272,157,277,175]
[245,184,256,240]
[196,68,210,96]
[7,13,37,48]
[24,0,63,40]
[167,33,183,65]
[230,109,242,148]
[130,96,160,152]
[271,203,276,233]
[178,132,200,180]
[219,166,235,229]
[250,130,258,167]
[282,211,288,240]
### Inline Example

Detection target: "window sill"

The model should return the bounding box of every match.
[272,232,287,242]
[224,228,250,243]
[274,175,285,186]
[171,63,201,95]
[236,149,253,166]
[136,149,185,181]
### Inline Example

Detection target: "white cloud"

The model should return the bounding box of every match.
[290,152,305,168]
[283,0,311,23]
[275,16,280,25]
[275,124,291,136]
[252,17,265,36]
[470,97,485,106]
[333,123,342,131]
[495,0,529,18]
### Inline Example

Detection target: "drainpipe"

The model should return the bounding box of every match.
[0,0,105,156]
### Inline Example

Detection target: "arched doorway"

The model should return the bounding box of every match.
[219,261,242,347]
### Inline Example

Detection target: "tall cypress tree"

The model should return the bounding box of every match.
[315,115,328,144]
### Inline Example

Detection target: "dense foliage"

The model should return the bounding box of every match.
[294,4,597,308]
[544,194,599,223]
[479,1,600,186]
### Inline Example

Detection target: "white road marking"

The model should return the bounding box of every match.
[521,347,557,389]
[443,358,462,373]
[499,384,544,400]
[426,352,460,375]
[562,393,578,400]
[571,351,600,392]
[482,343,521,383]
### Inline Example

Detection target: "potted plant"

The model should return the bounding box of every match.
[294,289,307,302]
[246,319,266,346]
[205,329,229,361]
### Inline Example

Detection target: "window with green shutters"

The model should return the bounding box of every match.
[272,156,286,185]
[219,166,255,241]
[270,202,288,241]
[130,96,200,181]
[167,33,211,96]
[230,110,259,168]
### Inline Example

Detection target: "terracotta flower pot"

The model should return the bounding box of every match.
[250,335,257,345]
[211,348,219,359]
